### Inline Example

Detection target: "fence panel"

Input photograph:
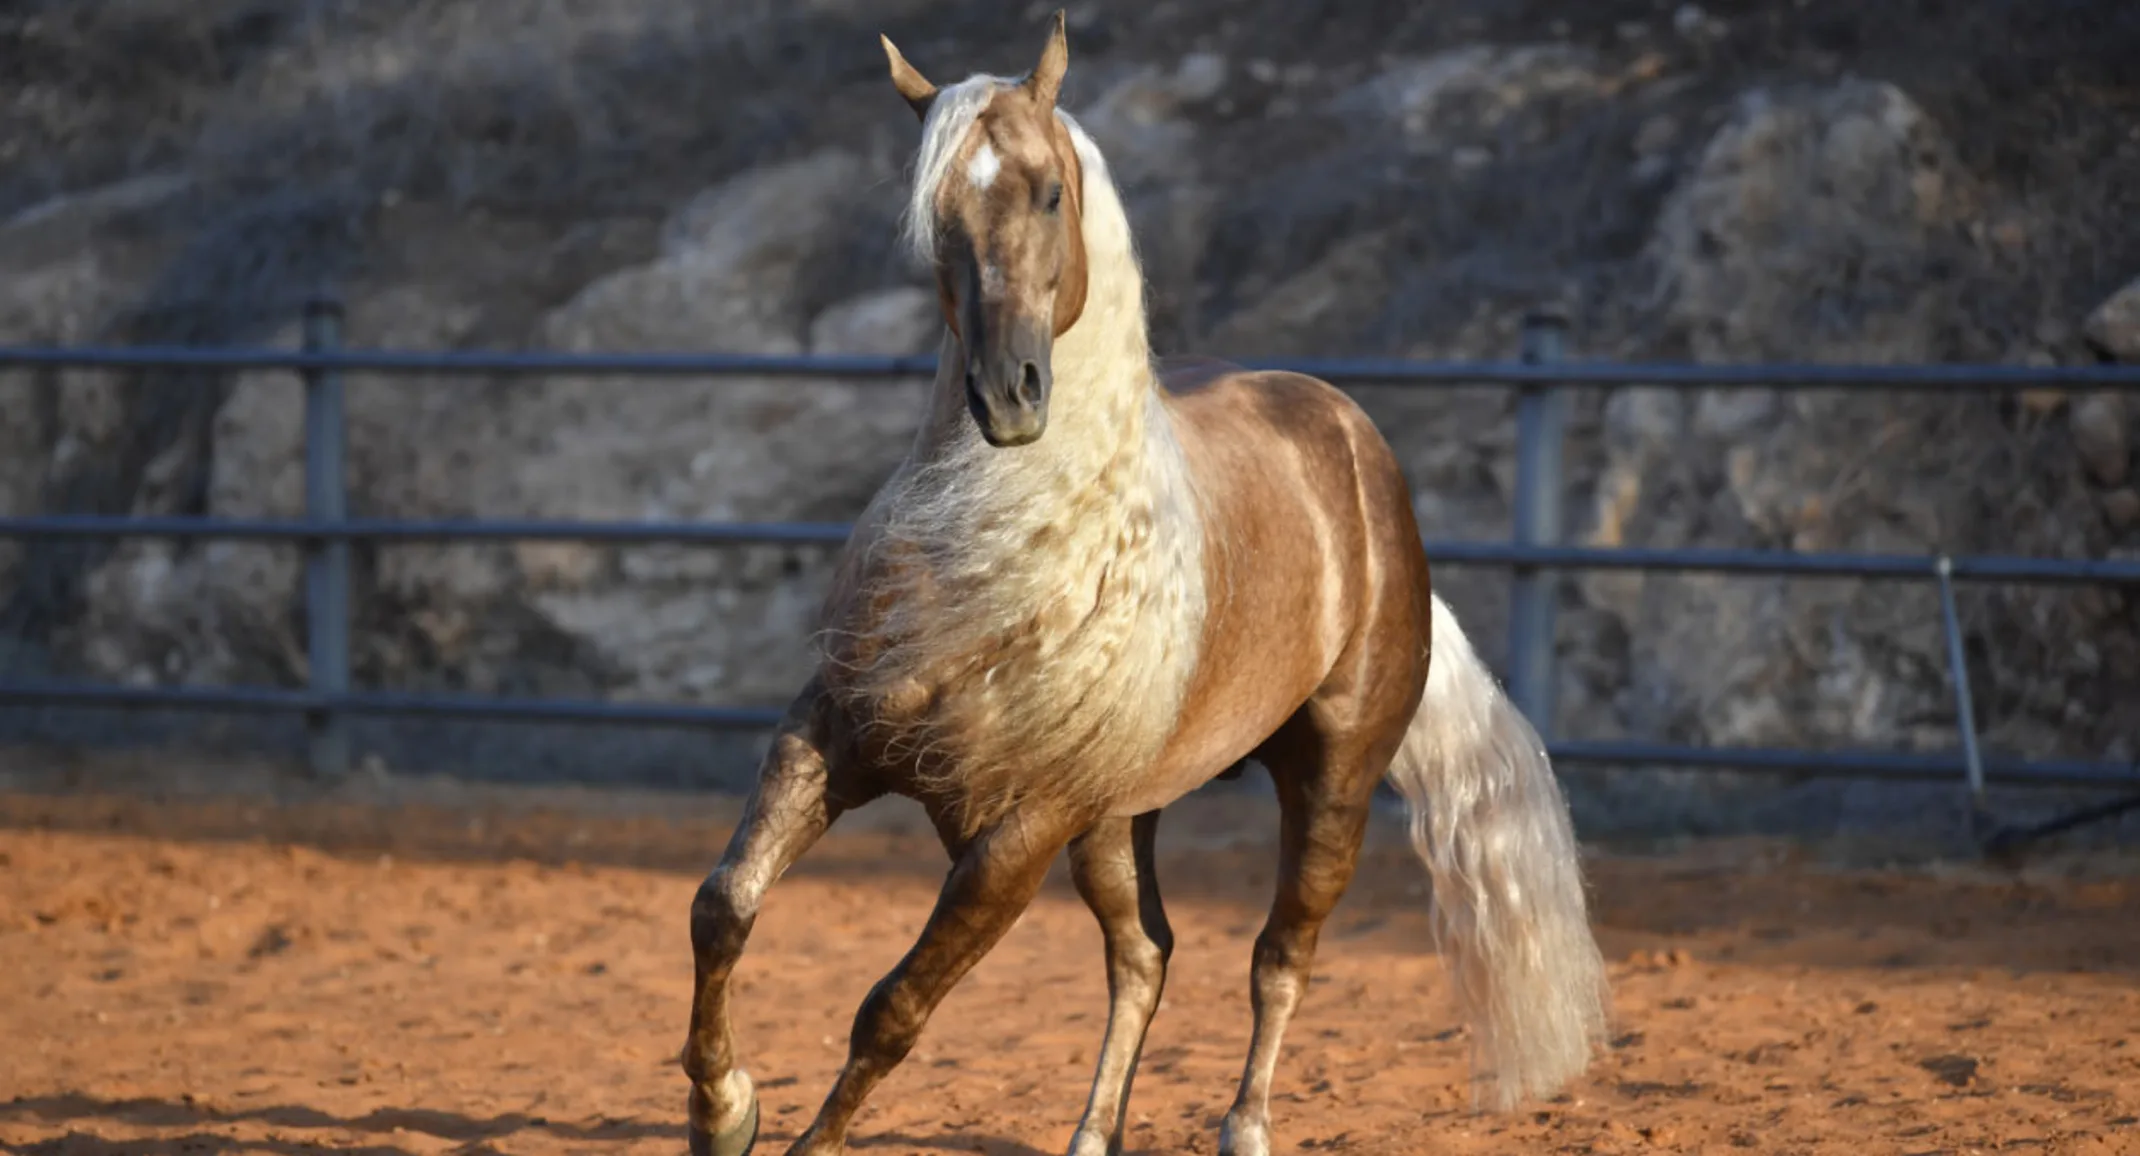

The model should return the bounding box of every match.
[3,317,2138,849]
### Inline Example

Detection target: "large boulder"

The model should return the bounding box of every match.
[1330,43,1603,158]
[1065,54,1231,347]
[61,147,939,711]
[1650,79,1968,364]
[1069,53,1228,189]
[70,359,308,688]
[1567,79,2133,771]
[0,177,184,665]
[509,274,937,706]
[472,150,895,526]
[459,152,920,704]
[66,288,478,688]
[1572,82,1975,752]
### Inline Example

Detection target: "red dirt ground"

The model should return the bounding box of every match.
[2,753,2137,1156]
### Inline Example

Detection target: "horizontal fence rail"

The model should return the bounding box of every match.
[2,515,2138,585]
[7,343,2140,389]
[0,681,2128,791]
[3,310,2137,846]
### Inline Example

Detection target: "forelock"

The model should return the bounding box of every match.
[900,75,1009,264]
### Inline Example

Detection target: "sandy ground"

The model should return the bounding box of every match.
[2,753,2138,1156]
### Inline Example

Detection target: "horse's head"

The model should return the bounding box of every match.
[883,13,1088,449]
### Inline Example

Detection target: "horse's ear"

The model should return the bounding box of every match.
[881,34,938,121]
[1023,10,1069,109]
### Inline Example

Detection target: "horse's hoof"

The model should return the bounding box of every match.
[1065,1126,1117,1156]
[689,1096,759,1156]
[1216,1115,1268,1156]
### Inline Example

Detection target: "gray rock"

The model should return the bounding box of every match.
[2071,392,2130,487]
[70,327,311,687]
[808,286,941,356]
[1206,231,1394,357]
[2102,488,2140,531]
[1691,389,1777,440]
[1069,63,1207,188]
[68,276,509,686]
[483,148,897,527]
[0,173,191,266]
[1603,387,1686,451]
[2084,276,2140,360]
[1673,4,1722,40]
[1650,80,1965,362]
[1172,53,1231,103]
[1331,45,1600,152]
[0,244,142,621]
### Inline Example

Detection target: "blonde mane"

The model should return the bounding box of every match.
[823,77,1209,833]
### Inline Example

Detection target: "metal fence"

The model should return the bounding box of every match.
[4,301,2140,848]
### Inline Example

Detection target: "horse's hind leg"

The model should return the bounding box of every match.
[1066,811,1172,1156]
[786,803,1082,1156]
[1218,718,1387,1156]
[683,683,870,1156]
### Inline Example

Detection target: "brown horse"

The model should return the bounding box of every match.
[679,14,1609,1156]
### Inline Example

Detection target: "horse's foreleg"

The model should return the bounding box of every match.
[683,692,862,1156]
[1065,811,1172,1156]
[785,804,1079,1156]
[1219,761,1376,1156]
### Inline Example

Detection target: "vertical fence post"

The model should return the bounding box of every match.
[1507,310,1569,737]
[1934,555,1989,833]
[302,296,350,778]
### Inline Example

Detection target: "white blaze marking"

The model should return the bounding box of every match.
[980,262,1008,301]
[966,142,1000,190]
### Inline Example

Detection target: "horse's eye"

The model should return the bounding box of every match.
[1044,182,1063,214]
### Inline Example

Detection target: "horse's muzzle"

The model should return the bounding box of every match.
[966,354,1051,448]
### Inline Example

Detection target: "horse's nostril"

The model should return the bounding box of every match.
[1016,362,1044,406]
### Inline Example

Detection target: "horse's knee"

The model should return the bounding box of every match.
[690,867,758,956]
[1118,912,1174,973]
[1249,925,1318,986]
[850,973,929,1065]
[1150,920,1176,967]
[1117,932,1170,1001]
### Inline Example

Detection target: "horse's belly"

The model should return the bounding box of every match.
[1105,740,1249,816]
[1103,641,1327,816]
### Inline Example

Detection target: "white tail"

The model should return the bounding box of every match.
[1385,593,1610,1110]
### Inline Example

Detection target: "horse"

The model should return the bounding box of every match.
[678,14,1609,1156]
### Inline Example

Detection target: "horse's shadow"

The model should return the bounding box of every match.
[0,1092,643,1139]
[849,1134,1051,1156]
[0,1093,1061,1156]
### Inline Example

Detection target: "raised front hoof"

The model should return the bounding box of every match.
[689,1096,759,1156]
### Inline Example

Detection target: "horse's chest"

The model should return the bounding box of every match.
[842,612,1062,726]
[830,553,1174,736]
